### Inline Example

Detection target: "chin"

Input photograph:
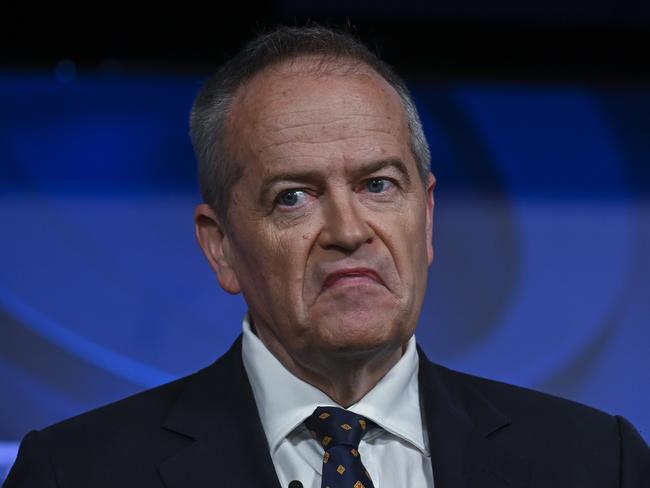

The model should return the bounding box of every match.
[313,313,410,354]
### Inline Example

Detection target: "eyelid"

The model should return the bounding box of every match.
[360,176,397,191]
[273,188,312,209]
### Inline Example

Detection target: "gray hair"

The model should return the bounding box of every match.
[190,25,431,225]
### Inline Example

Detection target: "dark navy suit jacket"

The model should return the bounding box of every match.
[4,336,650,487]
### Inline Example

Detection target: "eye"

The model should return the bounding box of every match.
[365,178,393,193]
[277,189,307,207]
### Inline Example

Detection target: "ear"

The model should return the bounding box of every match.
[194,204,241,294]
[425,172,436,265]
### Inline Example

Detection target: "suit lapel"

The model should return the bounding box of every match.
[158,336,281,488]
[418,347,531,488]
[155,337,530,488]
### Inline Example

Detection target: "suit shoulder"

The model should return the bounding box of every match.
[37,368,199,443]
[30,338,244,449]
[7,341,249,486]
[427,362,650,482]
[6,370,203,487]
[433,363,617,429]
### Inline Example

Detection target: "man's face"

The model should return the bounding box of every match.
[197,58,434,368]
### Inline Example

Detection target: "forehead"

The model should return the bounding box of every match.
[225,57,412,171]
[232,57,404,119]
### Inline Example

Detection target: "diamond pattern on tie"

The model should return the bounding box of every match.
[306,406,376,488]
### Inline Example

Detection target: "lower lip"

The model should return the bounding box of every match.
[323,275,382,291]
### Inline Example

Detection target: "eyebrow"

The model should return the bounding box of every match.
[352,158,411,185]
[259,157,412,204]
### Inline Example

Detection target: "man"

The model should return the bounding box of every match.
[4,25,650,488]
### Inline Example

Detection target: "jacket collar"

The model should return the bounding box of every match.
[418,346,531,488]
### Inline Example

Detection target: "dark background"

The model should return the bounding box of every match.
[1,2,649,480]
[3,2,650,80]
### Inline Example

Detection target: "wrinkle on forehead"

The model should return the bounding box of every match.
[231,55,381,117]
[225,56,409,165]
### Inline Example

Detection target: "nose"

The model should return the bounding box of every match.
[318,191,373,252]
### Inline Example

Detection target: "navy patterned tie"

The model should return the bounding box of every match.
[306,406,376,488]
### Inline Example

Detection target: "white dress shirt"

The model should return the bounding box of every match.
[241,315,435,488]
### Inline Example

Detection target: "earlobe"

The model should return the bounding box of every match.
[425,173,436,265]
[194,204,242,294]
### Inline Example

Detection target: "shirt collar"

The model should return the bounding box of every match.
[241,314,429,456]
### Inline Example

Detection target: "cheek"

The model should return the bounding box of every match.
[230,227,277,288]
[256,233,287,280]
[249,227,311,297]
[385,207,429,280]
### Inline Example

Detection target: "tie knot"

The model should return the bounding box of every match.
[306,406,372,450]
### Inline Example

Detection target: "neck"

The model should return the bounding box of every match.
[251,319,406,407]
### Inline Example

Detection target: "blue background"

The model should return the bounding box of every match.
[1,68,649,480]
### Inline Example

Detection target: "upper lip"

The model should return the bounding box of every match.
[321,267,385,291]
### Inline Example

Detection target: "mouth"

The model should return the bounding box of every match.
[321,267,386,293]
